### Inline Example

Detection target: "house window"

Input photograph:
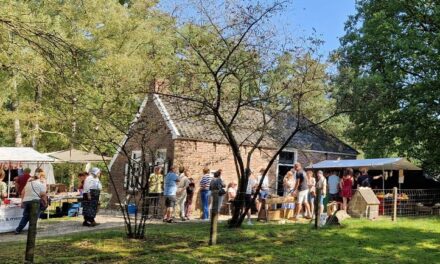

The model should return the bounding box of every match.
[155,148,167,164]
[124,150,142,191]
[278,151,296,165]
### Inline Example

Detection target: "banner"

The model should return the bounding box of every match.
[0,207,27,233]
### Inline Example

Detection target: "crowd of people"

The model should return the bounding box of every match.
[154,162,382,224]
[5,166,104,234]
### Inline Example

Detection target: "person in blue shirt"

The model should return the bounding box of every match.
[163,165,180,223]
[327,171,340,202]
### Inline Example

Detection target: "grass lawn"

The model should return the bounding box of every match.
[0,217,439,264]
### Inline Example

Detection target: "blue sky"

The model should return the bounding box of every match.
[282,0,356,56]
[159,0,356,58]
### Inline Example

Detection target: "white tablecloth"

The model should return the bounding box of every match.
[0,206,27,233]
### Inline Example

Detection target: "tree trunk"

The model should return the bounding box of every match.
[25,202,39,263]
[32,85,42,149]
[14,118,23,147]
[209,190,219,246]
[12,75,23,147]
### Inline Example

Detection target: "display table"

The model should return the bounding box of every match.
[45,193,82,219]
[258,196,296,221]
[0,204,26,233]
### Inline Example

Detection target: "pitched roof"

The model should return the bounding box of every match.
[356,188,380,205]
[154,95,358,155]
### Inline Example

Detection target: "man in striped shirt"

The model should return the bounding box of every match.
[199,167,212,220]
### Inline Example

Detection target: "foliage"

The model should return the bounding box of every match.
[0,217,439,263]
[0,0,176,155]
[162,0,346,227]
[334,0,440,176]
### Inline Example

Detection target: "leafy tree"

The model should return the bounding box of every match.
[334,0,440,177]
[160,0,345,228]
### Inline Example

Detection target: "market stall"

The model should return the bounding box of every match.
[44,149,111,218]
[0,147,55,233]
[307,158,422,216]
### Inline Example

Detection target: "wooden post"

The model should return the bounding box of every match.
[25,201,39,263]
[209,190,219,246]
[314,188,321,229]
[392,187,398,222]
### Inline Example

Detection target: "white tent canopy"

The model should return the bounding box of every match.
[307,158,422,171]
[0,147,55,197]
[0,147,55,163]
[45,149,111,163]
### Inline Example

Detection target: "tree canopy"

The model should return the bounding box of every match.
[0,0,176,154]
[334,0,440,177]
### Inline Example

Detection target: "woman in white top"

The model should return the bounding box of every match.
[307,170,316,218]
[282,171,296,209]
[82,167,102,227]
[15,172,47,234]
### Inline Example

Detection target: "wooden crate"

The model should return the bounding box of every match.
[267,209,282,221]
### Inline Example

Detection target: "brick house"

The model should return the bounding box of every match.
[109,94,358,208]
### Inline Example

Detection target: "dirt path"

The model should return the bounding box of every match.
[0,212,236,243]
[0,214,126,243]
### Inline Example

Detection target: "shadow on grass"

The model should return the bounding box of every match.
[0,218,439,264]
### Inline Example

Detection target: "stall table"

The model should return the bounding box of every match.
[0,198,27,233]
[258,196,296,221]
[45,193,82,219]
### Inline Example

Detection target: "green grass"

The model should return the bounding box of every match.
[1,217,439,264]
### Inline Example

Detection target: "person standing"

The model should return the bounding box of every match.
[163,165,180,223]
[184,178,195,220]
[306,170,316,218]
[293,163,312,220]
[15,172,47,234]
[199,168,212,220]
[209,169,226,213]
[282,171,296,210]
[0,170,8,203]
[77,172,87,193]
[327,171,340,202]
[15,168,31,197]
[227,181,238,215]
[82,168,102,227]
[256,168,270,212]
[357,167,383,188]
[340,168,354,211]
[316,170,327,215]
[36,169,47,188]
[175,167,190,221]
[149,166,163,219]
[245,170,258,225]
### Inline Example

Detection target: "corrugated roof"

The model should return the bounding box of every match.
[308,158,421,170]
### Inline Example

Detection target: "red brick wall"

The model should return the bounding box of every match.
[109,96,175,205]
[173,139,278,213]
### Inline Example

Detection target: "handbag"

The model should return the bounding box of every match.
[219,188,226,196]
[30,181,48,211]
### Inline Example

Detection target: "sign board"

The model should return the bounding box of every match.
[0,207,27,233]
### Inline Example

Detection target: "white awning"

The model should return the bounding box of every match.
[307,158,422,171]
[0,147,55,163]
[45,149,111,163]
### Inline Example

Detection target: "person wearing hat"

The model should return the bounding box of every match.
[82,168,102,227]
